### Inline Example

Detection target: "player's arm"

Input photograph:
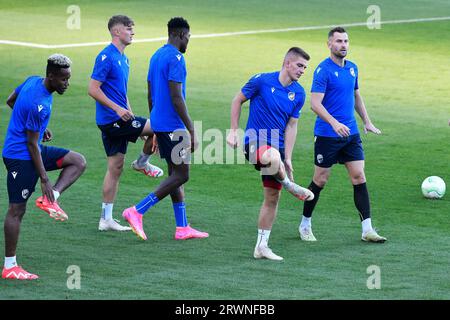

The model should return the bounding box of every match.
[226,91,247,149]
[88,79,134,121]
[6,90,18,109]
[354,89,381,134]
[311,92,350,137]
[284,117,298,181]
[169,81,198,152]
[26,130,54,202]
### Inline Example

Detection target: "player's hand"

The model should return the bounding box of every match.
[40,178,55,203]
[364,122,381,135]
[226,130,239,149]
[117,108,135,122]
[332,122,350,137]
[189,130,199,153]
[42,128,53,142]
[284,159,294,182]
[151,135,159,154]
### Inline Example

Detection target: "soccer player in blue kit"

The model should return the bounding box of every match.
[2,54,86,280]
[89,15,163,232]
[299,27,386,243]
[227,47,314,261]
[122,17,208,241]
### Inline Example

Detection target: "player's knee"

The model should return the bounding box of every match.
[109,162,124,176]
[315,174,329,187]
[8,203,26,219]
[264,191,280,208]
[75,153,87,173]
[179,171,189,184]
[351,172,366,184]
[261,149,280,166]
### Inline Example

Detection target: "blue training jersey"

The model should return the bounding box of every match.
[311,57,359,137]
[242,71,305,149]
[91,43,130,125]
[148,44,187,132]
[3,76,53,160]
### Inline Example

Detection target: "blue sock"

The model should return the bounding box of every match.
[136,193,159,214]
[173,202,188,227]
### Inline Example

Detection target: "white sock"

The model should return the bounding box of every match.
[278,176,292,189]
[256,229,271,248]
[53,190,60,201]
[362,218,373,234]
[300,216,311,230]
[101,203,113,220]
[136,152,150,168]
[4,256,17,269]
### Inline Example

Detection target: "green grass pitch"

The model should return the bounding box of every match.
[0,0,449,299]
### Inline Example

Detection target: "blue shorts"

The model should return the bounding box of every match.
[97,117,147,157]
[155,131,191,164]
[244,142,285,190]
[314,134,364,168]
[3,145,70,203]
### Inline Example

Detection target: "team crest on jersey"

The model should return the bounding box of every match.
[21,189,29,200]
[131,120,141,129]
[350,68,355,77]
[288,92,295,101]
[179,148,187,159]
[316,154,323,164]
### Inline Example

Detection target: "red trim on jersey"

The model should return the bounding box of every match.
[263,179,282,190]
[56,157,65,169]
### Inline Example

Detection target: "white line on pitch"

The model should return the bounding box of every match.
[1,16,449,49]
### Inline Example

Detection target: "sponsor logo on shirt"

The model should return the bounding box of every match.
[271,87,275,93]
[11,171,18,179]
[38,105,43,112]
[334,72,339,77]
[176,54,182,61]
[101,54,107,61]
[350,68,355,77]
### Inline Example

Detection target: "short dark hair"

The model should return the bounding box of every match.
[46,54,71,76]
[168,17,190,36]
[328,27,347,38]
[108,15,134,31]
[286,47,310,61]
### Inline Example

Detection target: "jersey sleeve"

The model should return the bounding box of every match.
[354,66,359,90]
[25,105,46,133]
[291,89,306,119]
[241,74,262,100]
[311,66,328,93]
[91,54,112,83]
[14,76,33,95]
[168,55,185,83]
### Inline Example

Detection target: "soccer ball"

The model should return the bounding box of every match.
[421,176,446,199]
